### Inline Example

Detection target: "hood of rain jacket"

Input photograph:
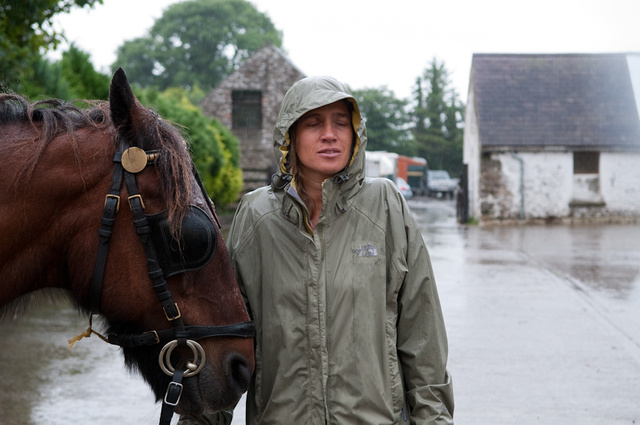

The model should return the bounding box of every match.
[270,75,365,219]
[226,76,454,425]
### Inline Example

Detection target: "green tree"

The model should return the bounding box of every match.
[444,96,464,152]
[0,0,102,91]
[114,0,282,91]
[16,44,109,100]
[412,58,464,175]
[21,56,69,99]
[60,44,111,100]
[352,87,414,156]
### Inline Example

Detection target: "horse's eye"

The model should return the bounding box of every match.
[147,206,217,277]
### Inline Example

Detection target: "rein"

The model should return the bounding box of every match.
[88,137,254,425]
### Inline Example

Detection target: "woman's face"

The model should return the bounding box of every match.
[293,100,353,182]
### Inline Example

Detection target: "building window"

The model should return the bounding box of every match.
[232,90,262,129]
[573,151,599,174]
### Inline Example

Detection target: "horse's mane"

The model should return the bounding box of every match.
[0,93,194,228]
[0,94,107,125]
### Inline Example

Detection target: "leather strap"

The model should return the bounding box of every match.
[107,322,256,347]
[90,146,126,313]
[123,166,187,337]
[159,368,184,425]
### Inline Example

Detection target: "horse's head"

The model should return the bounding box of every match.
[89,68,254,417]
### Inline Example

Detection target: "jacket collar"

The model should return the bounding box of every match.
[279,176,353,235]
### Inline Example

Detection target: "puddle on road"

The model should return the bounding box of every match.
[491,224,640,300]
[0,297,160,425]
[407,198,640,347]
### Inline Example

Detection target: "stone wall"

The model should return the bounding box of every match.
[200,44,305,193]
[479,153,514,219]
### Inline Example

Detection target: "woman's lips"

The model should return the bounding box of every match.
[318,149,341,158]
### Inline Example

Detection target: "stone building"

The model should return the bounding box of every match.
[200,43,305,193]
[462,53,640,223]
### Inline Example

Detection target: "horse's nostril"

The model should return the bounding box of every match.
[227,355,252,394]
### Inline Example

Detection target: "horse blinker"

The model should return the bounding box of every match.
[147,205,217,278]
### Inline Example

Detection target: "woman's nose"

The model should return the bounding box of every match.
[320,122,337,141]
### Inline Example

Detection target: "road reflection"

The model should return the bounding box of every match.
[0,297,160,425]
[490,224,640,299]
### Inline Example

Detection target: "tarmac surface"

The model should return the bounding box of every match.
[411,198,640,425]
[1,197,638,424]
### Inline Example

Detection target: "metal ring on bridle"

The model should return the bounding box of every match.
[159,340,206,377]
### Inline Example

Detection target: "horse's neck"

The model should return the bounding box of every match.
[0,130,113,309]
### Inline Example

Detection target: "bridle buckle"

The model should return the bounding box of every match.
[163,303,182,321]
[144,330,160,344]
[105,194,121,212]
[164,381,183,407]
[128,194,145,211]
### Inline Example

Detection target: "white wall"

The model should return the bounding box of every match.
[501,152,573,219]
[601,152,640,215]
[463,86,480,220]
[482,151,640,220]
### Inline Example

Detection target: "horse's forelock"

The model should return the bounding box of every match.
[137,111,194,236]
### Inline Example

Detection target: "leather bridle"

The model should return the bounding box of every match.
[90,137,254,425]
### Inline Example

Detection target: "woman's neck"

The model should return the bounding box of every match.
[305,176,324,228]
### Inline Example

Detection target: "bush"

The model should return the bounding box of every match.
[136,86,243,208]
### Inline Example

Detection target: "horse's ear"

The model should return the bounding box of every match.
[109,68,137,131]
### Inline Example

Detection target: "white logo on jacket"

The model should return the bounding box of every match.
[352,244,378,257]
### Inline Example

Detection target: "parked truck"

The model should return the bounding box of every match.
[365,151,398,180]
[366,151,428,197]
[397,155,428,196]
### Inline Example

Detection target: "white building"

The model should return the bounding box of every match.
[463,53,640,223]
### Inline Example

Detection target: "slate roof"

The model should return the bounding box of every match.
[471,53,640,151]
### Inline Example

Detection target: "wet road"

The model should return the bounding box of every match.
[411,198,640,425]
[1,197,638,424]
[0,301,160,424]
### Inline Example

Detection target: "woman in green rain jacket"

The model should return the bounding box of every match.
[223,76,452,424]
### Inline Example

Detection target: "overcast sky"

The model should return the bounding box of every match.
[52,0,640,102]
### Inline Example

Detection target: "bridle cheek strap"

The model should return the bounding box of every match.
[124,169,184,328]
[90,139,183,324]
[89,141,160,314]
[89,156,124,314]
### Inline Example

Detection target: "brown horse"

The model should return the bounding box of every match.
[0,69,254,423]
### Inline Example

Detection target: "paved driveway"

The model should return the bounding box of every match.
[410,198,640,425]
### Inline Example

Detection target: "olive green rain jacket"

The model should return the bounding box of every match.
[227,76,454,424]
